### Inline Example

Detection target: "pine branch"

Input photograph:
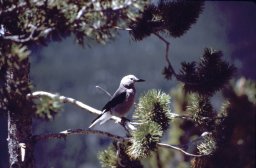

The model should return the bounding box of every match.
[1,0,147,44]
[154,32,177,80]
[2,26,53,43]
[157,143,204,157]
[129,1,204,40]
[0,1,51,15]
[32,127,207,157]
[179,48,235,96]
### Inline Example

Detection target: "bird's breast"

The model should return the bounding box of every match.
[112,88,135,117]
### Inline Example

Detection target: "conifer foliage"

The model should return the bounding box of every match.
[178,48,235,96]
[130,0,204,40]
[133,90,171,131]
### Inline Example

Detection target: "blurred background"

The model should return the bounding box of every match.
[0,1,255,168]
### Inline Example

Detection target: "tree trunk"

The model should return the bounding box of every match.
[7,107,34,168]
[4,54,35,167]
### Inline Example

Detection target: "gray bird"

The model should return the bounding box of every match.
[89,74,145,128]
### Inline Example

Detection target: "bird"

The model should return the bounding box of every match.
[89,74,145,128]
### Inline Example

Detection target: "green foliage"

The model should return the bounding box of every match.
[179,48,235,96]
[98,145,118,168]
[128,122,163,159]
[133,89,171,131]
[99,90,171,164]
[197,134,217,155]
[233,78,256,105]
[187,94,215,130]
[5,44,32,97]
[33,95,63,120]
[0,0,148,45]
[11,44,31,61]
[192,78,256,168]
[98,143,143,168]
[130,0,204,40]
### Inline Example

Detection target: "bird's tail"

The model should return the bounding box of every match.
[89,111,112,128]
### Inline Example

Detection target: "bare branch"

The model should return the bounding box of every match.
[2,24,36,42]
[154,32,177,77]
[96,86,112,98]
[33,128,127,142]
[154,33,202,85]
[76,6,87,20]
[2,27,53,43]
[33,127,206,157]
[157,143,205,157]
[114,26,132,31]
[28,90,105,115]
[27,91,136,130]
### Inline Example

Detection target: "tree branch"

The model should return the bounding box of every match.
[0,1,45,15]
[157,143,205,157]
[28,90,191,122]
[154,32,202,85]
[27,91,136,130]
[96,85,112,98]
[154,32,177,77]
[28,91,206,157]
[33,128,127,142]
[2,26,53,43]
[32,127,206,157]
[0,2,27,15]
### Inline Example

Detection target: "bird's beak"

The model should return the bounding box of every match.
[136,79,145,82]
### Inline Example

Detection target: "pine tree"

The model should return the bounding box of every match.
[1,1,254,168]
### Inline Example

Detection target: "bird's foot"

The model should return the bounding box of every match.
[120,117,130,125]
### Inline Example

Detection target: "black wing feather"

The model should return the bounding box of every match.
[102,91,126,112]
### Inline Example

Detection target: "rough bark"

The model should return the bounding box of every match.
[7,107,33,168]
[4,55,35,168]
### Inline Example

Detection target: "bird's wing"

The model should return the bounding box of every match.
[102,89,127,112]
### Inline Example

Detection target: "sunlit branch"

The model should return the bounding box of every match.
[114,26,132,31]
[2,27,53,43]
[27,91,136,130]
[157,143,205,157]
[96,85,112,98]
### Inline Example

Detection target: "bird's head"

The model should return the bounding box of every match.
[120,74,145,88]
